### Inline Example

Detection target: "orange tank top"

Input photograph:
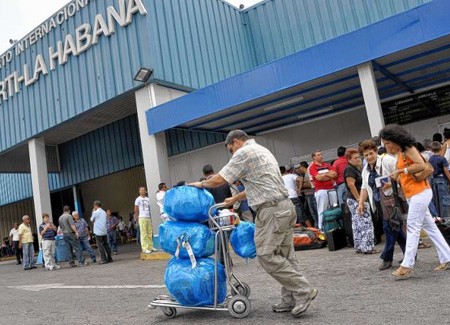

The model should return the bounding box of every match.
[396,154,430,199]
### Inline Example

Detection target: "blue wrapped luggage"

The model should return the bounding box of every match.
[164,257,226,306]
[159,221,215,258]
[230,221,256,259]
[164,186,215,223]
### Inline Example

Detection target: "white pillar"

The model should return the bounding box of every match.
[357,62,385,136]
[135,83,186,234]
[28,138,52,240]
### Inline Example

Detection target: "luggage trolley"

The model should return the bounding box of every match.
[149,203,252,319]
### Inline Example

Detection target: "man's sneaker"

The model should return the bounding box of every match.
[272,300,295,313]
[69,262,77,268]
[78,262,88,267]
[54,264,61,269]
[291,288,319,318]
[113,252,117,255]
[143,249,152,254]
[45,266,54,271]
[92,258,96,263]
[151,248,160,252]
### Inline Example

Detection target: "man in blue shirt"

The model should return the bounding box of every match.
[39,213,60,271]
[90,200,113,264]
[73,211,96,263]
[429,141,450,220]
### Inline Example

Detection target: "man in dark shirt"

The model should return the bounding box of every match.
[202,164,232,203]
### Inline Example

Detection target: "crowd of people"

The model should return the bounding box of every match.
[2,125,449,317]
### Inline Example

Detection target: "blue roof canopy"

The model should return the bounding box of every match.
[146,0,450,135]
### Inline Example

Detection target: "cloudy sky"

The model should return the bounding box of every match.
[0,0,263,54]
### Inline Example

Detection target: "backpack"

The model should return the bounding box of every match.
[293,226,327,250]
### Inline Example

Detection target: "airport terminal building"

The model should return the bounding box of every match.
[1,0,449,238]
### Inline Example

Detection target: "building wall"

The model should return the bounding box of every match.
[244,0,431,65]
[0,0,254,154]
[0,199,35,241]
[167,109,446,184]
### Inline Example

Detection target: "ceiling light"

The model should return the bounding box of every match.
[263,96,304,112]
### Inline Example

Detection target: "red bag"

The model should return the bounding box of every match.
[293,226,327,250]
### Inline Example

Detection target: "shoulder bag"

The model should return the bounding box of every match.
[402,153,434,182]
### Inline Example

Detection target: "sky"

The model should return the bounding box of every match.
[0,0,263,54]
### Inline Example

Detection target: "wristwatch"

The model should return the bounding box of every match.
[403,168,408,174]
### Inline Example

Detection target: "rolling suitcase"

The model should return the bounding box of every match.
[341,203,354,247]
[326,228,347,251]
[322,190,344,233]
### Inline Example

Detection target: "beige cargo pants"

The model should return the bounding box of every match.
[255,199,313,304]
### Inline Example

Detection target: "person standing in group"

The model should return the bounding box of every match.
[380,124,450,278]
[309,151,337,230]
[332,146,348,206]
[280,166,311,227]
[297,162,318,227]
[106,210,119,255]
[156,183,168,219]
[59,206,86,267]
[429,141,450,220]
[91,201,113,264]
[344,148,378,255]
[190,130,317,318]
[134,187,155,254]
[9,223,22,265]
[39,213,60,271]
[357,139,406,270]
[18,215,36,270]
[73,211,96,263]
[202,164,233,204]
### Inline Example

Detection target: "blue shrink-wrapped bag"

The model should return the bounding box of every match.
[165,257,226,306]
[159,221,215,258]
[164,186,215,222]
[230,221,257,259]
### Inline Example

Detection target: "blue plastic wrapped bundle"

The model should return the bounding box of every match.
[165,257,226,306]
[164,186,215,222]
[159,221,215,258]
[230,221,256,259]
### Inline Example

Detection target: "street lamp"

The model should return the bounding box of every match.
[134,67,154,83]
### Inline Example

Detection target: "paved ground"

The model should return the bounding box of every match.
[0,240,449,325]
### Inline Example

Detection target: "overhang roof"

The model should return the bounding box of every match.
[146,0,450,135]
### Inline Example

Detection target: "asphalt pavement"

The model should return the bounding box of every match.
[0,240,449,325]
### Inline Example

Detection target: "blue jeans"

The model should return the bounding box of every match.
[63,233,84,264]
[107,231,118,253]
[79,236,96,261]
[22,243,35,269]
[380,220,406,262]
[431,177,450,219]
[336,183,347,206]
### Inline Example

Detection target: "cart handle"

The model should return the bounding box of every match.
[208,203,228,217]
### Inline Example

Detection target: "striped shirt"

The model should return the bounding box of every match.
[219,139,288,209]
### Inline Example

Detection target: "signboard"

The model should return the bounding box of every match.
[0,0,147,105]
[382,85,450,125]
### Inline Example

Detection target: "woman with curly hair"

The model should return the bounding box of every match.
[379,124,450,279]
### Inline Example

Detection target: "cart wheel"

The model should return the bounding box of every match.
[228,295,251,318]
[232,282,251,298]
[162,307,177,319]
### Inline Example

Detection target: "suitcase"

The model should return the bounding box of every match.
[322,191,344,233]
[326,228,347,251]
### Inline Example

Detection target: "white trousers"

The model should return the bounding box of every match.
[402,188,450,268]
[314,190,336,230]
[42,240,57,268]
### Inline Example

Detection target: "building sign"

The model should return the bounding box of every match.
[382,85,450,125]
[0,0,147,105]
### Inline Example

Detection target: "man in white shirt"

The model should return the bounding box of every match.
[156,183,168,213]
[90,200,113,264]
[280,166,312,227]
[9,223,22,265]
[134,186,155,254]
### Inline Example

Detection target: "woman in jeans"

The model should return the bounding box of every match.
[357,140,406,269]
[344,148,377,254]
[380,124,450,279]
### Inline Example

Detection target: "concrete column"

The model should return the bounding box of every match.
[135,83,186,234]
[28,138,52,240]
[357,62,385,136]
[72,185,83,218]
